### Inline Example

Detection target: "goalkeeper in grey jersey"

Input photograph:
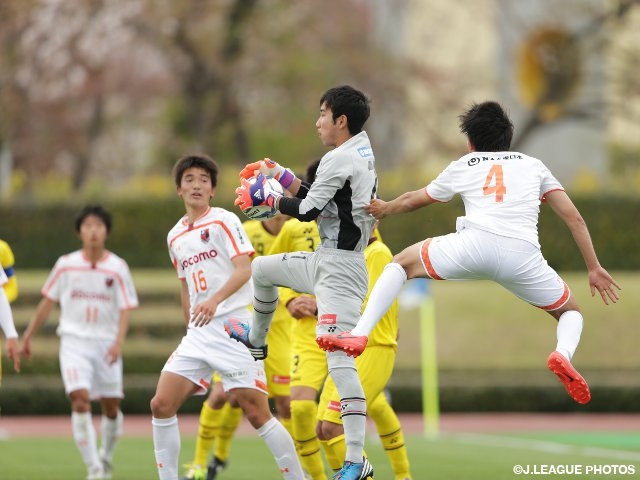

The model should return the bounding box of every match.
[228,85,377,480]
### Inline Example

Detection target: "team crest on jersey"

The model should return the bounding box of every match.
[105,277,114,288]
[200,228,210,243]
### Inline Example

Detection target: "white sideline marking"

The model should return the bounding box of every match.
[447,432,640,462]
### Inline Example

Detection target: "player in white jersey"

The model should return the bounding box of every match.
[318,101,621,407]
[21,204,139,480]
[0,267,20,380]
[227,85,376,480]
[150,154,303,480]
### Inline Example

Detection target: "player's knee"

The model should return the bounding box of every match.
[251,257,269,286]
[320,420,343,440]
[100,398,121,418]
[235,392,270,428]
[150,394,175,418]
[291,399,316,425]
[69,389,91,413]
[274,395,291,419]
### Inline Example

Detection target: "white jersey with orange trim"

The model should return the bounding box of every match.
[42,250,139,340]
[426,151,563,248]
[167,206,254,317]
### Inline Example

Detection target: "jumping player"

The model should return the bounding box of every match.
[227,85,377,479]
[318,101,621,406]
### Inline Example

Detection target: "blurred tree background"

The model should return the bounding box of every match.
[2,0,640,414]
[0,0,639,267]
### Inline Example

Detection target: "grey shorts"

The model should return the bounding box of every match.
[252,247,368,335]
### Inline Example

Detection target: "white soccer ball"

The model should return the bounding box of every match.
[241,176,283,221]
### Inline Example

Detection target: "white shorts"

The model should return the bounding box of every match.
[420,225,570,310]
[59,334,123,399]
[162,308,268,395]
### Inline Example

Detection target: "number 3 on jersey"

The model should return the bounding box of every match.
[483,164,506,202]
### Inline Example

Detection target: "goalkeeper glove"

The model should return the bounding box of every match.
[239,158,296,188]
[234,174,282,211]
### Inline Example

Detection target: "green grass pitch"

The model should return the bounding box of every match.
[1,432,639,479]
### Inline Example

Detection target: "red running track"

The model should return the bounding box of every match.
[1,413,639,438]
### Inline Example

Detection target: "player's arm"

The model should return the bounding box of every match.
[0,288,19,372]
[20,296,56,359]
[545,190,620,304]
[367,188,434,220]
[190,253,252,327]
[107,309,131,365]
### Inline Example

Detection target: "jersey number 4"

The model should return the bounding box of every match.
[483,164,506,202]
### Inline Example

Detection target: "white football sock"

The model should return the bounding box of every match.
[256,417,305,479]
[352,262,407,336]
[152,416,180,480]
[99,410,123,462]
[555,310,583,360]
[71,411,101,469]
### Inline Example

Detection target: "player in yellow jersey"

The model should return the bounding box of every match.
[0,239,18,303]
[181,214,293,480]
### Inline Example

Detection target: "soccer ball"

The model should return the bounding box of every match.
[241,176,283,221]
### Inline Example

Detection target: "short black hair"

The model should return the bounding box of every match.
[319,85,370,135]
[75,204,112,233]
[459,101,514,151]
[173,154,219,188]
[305,159,321,183]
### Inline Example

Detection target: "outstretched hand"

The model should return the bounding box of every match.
[366,199,389,220]
[589,266,621,305]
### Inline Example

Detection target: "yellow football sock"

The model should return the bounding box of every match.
[325,433,354,472]
[369,395,412,479]
[323,433,369,471]
[194,402,221,466]
[213,403,243,462]
[291,400,327,480]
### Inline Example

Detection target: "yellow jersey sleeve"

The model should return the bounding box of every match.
[0,240,18,303]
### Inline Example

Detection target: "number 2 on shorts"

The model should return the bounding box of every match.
[483,164,506,202]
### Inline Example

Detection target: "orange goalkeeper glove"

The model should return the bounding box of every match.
[239,158,296,188]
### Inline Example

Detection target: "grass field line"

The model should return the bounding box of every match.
[447,432,640,461]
